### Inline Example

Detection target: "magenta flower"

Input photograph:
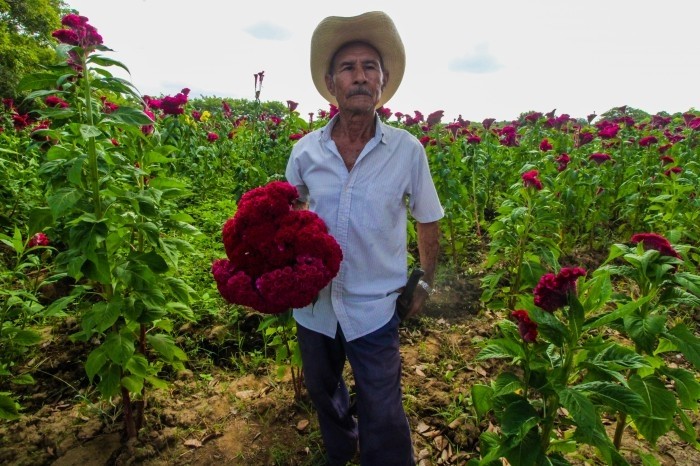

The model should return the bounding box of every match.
[426,110,444,127]
[555,153,570,171]
[522,170,543,190]
[533,267,586,312]
[589,153,612,165]
[222,100,232,117]
[630,233,680,259]
[524,112,542,123]
[511,310,538,343]
[377,106,392,120]
[467,134,481,144]
[660,155,674,165]
[287,100,299,112]
[576,131,595,148]
[539,138,553,151]
[499,125,518,147]
[638,135,658,147]
[52,14,103,49]
[45,96,69,108]
[289,132,306,141]
[596,121,620,139]
[482,118,496,130]
[664,166,682,177]
[688,117,700,131]
[28,233,50,248]
[207,132,219,142]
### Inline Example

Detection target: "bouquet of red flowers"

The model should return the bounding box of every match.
[212,181,343,314]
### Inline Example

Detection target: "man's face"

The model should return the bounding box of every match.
[325,42,388,115]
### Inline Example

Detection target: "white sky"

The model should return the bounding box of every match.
[64,0,699,122]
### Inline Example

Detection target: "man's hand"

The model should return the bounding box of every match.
[403,284,430,320]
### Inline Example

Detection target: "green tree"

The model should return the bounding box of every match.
[0,0,63,99]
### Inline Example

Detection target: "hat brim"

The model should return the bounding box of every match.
[310,11,405,109]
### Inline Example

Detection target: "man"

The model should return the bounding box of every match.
[285,11,443,466]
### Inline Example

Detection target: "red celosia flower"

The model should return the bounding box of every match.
[556,153,570,171]
[419,135,432,147]
[658,143,672,154]
[45,95,69,108]
[511,310,537,343]
[596,121,620,139]
[688,117,700,131]
[482,118,496,130]
[289,132,306,141]
[664,166,682,177]
[533,267,586,312]
[141,108,155,135]
[328,104,339,119]
[212,181,343,314]
[207,132,219,142]
[524,112,542,123]
[159,91,188,115]
[12,113,33,130]
[660,155,674,165]
[539,138,553,151]
[576,131,595,148]
[377,106,392,120]
[589,153,612,164]
[522,170,543,190]
[426,110,444,127]
[52,14,103,49]
[192,110,201,121]
[630,233,680,259]
[467,134,481,144]
[499,125,518,147]
[110,138,119,146]
[638,135,658,147]
[28,232,50,248]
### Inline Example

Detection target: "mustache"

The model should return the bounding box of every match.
[347,87,372,97]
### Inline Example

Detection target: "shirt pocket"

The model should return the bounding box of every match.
[359,187,402,231]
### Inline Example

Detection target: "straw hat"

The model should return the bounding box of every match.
[310,11,406,108]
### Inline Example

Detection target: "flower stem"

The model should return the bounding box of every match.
[80,54,102,219]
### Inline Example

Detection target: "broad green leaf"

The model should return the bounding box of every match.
[573,381,647,415]
[135,251,169,273]
[103,106,154,126]
[671,407,698,446]
[147,333,187,363]
[28,208,53,236]
[79,124,102,139]
[87,54,131,73]
[477,338,525,360]
[43,295,76,318]
[659,367,700,409]
[146,375,168,390]
[126,354,149,378]
[471,384,494,419]
[97,363,121,398]
[103,331,135,365]
[0,393,21,420]
[86,347,108,381]
[18,72,58,91]
[10,328,43,346]
[559,388,598,435]
[529,308,568,347]
[583,295,650,331]
[501,398,540,439]
[121,375,144,394]
[48,188,83,218]
[638,451,661,466]
[492,372,523,396]
[629,374,675,445]
[664,324,700,369]
[624,314,665,353]
[11,374,35,385]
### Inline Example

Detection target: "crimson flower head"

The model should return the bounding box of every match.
[45,95,69,108]
[207,132,219,142]
[467,134,481,144]
[482,118,496,130]
[688,117,700,131]
[499,125,518,147]
[525,112,542,123]
[287,100,299,112]
[52,14,103,49]
[222,100,232,117]
[555,153,570,171]
[664,166,682,177]
[212,181,343,314]
[630,233,680,259]
[638,135,658,147]
[660,155,674,165]
[28,232,50,248]
[158,91,188,115]
[539,138,553,151]
[511,310,537,343]
[377,106,392,120]
[533,267,586,312]
[426,110,444,127]
[589,152,612,165]
[522,170,543,190]
[576,131,595,148]
[596,121,620,139]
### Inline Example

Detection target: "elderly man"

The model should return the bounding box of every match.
[285,11,443,465]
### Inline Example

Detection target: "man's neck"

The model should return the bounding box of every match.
[332,110,376,143]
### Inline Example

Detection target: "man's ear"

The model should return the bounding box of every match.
[381,71,389,91]
[325,74,336,97]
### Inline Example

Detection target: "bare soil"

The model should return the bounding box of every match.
[1,275,698,465]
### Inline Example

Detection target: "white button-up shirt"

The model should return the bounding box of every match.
[285,115,444,341]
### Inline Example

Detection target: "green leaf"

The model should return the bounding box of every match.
[104,106,154,126]
[87,54,131,73]
[624,314,665,353]
[477,338,525,360]
[501,398,540,439]
[10,328,43,346]
[97,363,121,398]
[86,347,108,382]
[559,388,598,436]
[0,393,21,420]
[583,295,650,331]
[11,374,35,385]
[638,451,662,466]
[659,367,700,409]
[573,381,647,415]
[492,372,523,396]
[103,331,135,365]
[43,295,76,318]
[126,354,149,378]
[18,72,58,91]
[529,308,569,347]
[147,333,187,363]
[146,376,168,390]
[671,407,699,446]
[471,384,494,419]
[121,375,144,394]
[135,251,169,273]
[48,188,83,218]
[28,207,53,236]
[629,374,676,445]
[79,124,102,139]
[664,324,700,369]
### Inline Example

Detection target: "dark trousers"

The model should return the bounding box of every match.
[297,313,415,466]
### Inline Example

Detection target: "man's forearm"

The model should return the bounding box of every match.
[416,221,440,285]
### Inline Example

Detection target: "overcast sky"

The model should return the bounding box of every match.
[64,0,699,122]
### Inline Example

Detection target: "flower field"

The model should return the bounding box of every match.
[1,13,699,466]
